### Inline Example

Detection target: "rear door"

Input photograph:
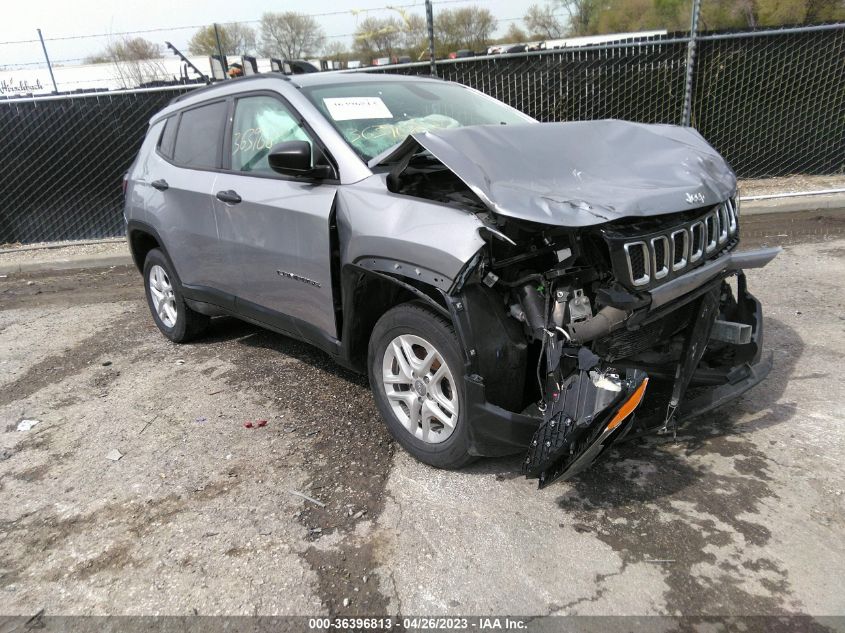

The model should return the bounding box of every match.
[212,92,339,340]
[155,100,227,290]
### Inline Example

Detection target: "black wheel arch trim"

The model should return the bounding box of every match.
[126,219,173,275]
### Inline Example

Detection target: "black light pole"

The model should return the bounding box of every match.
[681,0,702,126]
[37,29,59,93]
[425,0,437,77]
[213,23,229,76]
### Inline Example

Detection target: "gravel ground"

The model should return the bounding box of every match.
[739,174,845,197]
[0,212,843,625]
[0,239,128,267]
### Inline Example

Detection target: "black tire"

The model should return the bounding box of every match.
[368,302,475,469]
[142,248,209,343]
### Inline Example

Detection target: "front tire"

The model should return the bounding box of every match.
[143,248,209,343]
[368,303,475,469]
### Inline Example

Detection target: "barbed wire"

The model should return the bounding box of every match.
[0,0,478,45]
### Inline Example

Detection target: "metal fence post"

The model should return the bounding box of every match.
[425,0,437,77]
[36,29,59,94]
[681,0,702,126]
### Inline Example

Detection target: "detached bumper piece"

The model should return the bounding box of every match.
[523,368,649,488]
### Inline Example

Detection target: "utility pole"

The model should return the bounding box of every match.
[213,23,229,76]
[681,0,702,127]
[37,29,59,93]
[425,0,437,77]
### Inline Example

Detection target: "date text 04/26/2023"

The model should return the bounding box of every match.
[307,617,528,631]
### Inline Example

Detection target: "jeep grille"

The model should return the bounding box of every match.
[603,198,739,291]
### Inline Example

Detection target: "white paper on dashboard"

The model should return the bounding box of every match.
[323,97,393,121]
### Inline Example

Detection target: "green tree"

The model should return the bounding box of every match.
[187,23,256,56]
[503,22,530,43]
[322,40,348,60]
[593,0,690,33]
[524,4,566,39]
[354,16,404,61]
[85,37,161,64]
[754,0,844,26]
[803,0,845,22]
[435,6,498,54]
[698,0,750,29]
[400,13,430,59]
[585,0,845,35]
[84,37,166,88]
[259,12,325,60]
[556,0,601,35]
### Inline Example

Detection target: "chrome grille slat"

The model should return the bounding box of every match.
[726,198,738,234]
[717,204,729,243]
[619,199,739,289]
[671,228,688,271]
[705,212,718,253]
[624,241,650,286]
[690,221,704,263]
[651,236,670,280]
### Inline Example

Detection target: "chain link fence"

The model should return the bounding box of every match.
[691,26,844,178]
[0,87,191,244]
[368,36,689,125]
[0,24,842,245]
[365,24,845,179]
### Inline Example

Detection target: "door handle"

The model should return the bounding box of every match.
[216,190,242,204]
[151,179,169,191]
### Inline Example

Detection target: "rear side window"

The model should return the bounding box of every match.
[172,101,226,169]
[158,116,178,159]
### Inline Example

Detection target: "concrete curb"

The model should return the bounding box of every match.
[1,194,843,275]
[741,192,845,216]
[0,253,133,275]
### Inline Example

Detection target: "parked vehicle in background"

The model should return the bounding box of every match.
[124,73,778,487]
[542,30,668,50]
[488,44,527,55]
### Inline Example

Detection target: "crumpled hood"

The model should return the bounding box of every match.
[380,120,737,227]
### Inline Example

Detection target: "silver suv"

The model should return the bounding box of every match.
[125,73,779,486]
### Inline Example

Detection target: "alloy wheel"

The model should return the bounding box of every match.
[148,264,178,328]
[381,333,459,444]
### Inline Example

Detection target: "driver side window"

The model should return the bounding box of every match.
[231,95,313,174]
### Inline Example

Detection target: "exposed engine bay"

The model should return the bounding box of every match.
[475,211,774,487]
[383,134,780,486]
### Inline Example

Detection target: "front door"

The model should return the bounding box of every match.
[212,93,339,341]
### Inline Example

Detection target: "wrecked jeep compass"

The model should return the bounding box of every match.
[125,73,779,486]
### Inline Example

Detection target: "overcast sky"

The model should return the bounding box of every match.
[1,0,539,67]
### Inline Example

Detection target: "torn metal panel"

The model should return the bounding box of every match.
[380,121,737,226]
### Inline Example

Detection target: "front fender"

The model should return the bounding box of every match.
[336,176,486,291]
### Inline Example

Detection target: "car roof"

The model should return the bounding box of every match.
[169,71,441,102]
[153,71,446,124]
[155,72,444,123]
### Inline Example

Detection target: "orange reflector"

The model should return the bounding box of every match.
[606,377,649,431]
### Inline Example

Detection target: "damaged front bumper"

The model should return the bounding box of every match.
[451,248,778,487]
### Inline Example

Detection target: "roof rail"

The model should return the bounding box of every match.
[168,73,291,105]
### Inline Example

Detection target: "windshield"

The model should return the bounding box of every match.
[301,80,532,162]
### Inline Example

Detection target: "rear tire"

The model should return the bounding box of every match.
[368,302,475,469]
[143,248,209,343]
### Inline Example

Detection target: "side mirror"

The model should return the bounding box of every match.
[268,141,333,180]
